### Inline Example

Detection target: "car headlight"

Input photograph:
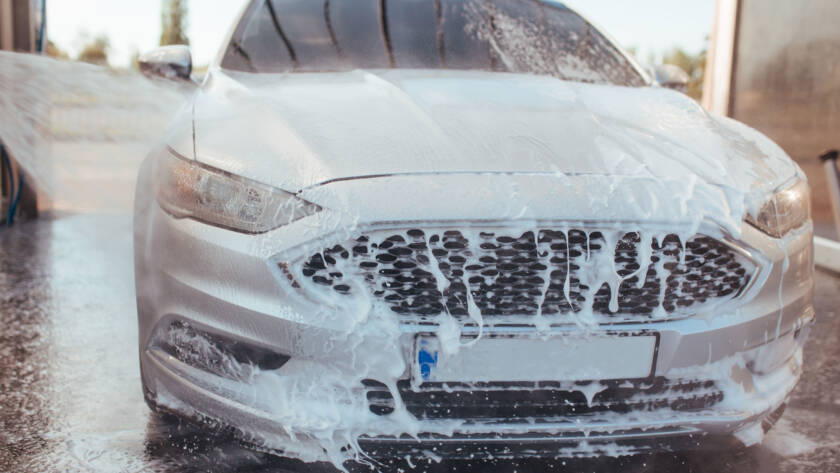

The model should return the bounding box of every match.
[746,178,811,238]
[154,148,321,233]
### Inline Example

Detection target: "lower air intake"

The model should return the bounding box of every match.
[364,378,723,420]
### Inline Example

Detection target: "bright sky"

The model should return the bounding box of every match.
[564,0,715,62]
[47,0,249,67]
[47,0,713,68]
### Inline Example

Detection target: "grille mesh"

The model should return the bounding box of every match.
[292,228,754,323]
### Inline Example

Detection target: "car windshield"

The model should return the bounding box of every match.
[221,0,647,87]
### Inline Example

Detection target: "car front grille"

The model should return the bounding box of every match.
[287,227,756,324]
[363,378,723,420]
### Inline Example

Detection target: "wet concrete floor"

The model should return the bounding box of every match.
[1,214,839,472]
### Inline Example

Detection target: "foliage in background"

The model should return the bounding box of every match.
[77,35,110,66]
[160,0,190,46]
[46,41,69,60]
[662,47,707,101]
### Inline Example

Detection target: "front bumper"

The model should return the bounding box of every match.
[135,177,815,462]
[142,342,804,460]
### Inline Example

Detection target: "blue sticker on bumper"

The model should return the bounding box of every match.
[417,340,439,381]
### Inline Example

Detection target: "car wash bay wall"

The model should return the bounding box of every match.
[0,0,42,219]
[705,0,840,223]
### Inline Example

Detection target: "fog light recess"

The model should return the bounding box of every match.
[151,320,290,380]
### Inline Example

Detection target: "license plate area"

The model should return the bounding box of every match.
[412,332,659,385]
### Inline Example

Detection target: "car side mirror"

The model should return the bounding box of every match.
[138,45,193,81]
[653,64,690,92]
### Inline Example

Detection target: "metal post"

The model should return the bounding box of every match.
[820,150,840,240]
[702,0,741,114]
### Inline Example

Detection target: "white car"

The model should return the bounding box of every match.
[134,0,814,466]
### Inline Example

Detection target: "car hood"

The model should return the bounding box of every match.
[190,69,801,234]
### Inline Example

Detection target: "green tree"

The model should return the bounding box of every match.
[160,0,190,46]
[662,46,707,101]
[77,35,110,66]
